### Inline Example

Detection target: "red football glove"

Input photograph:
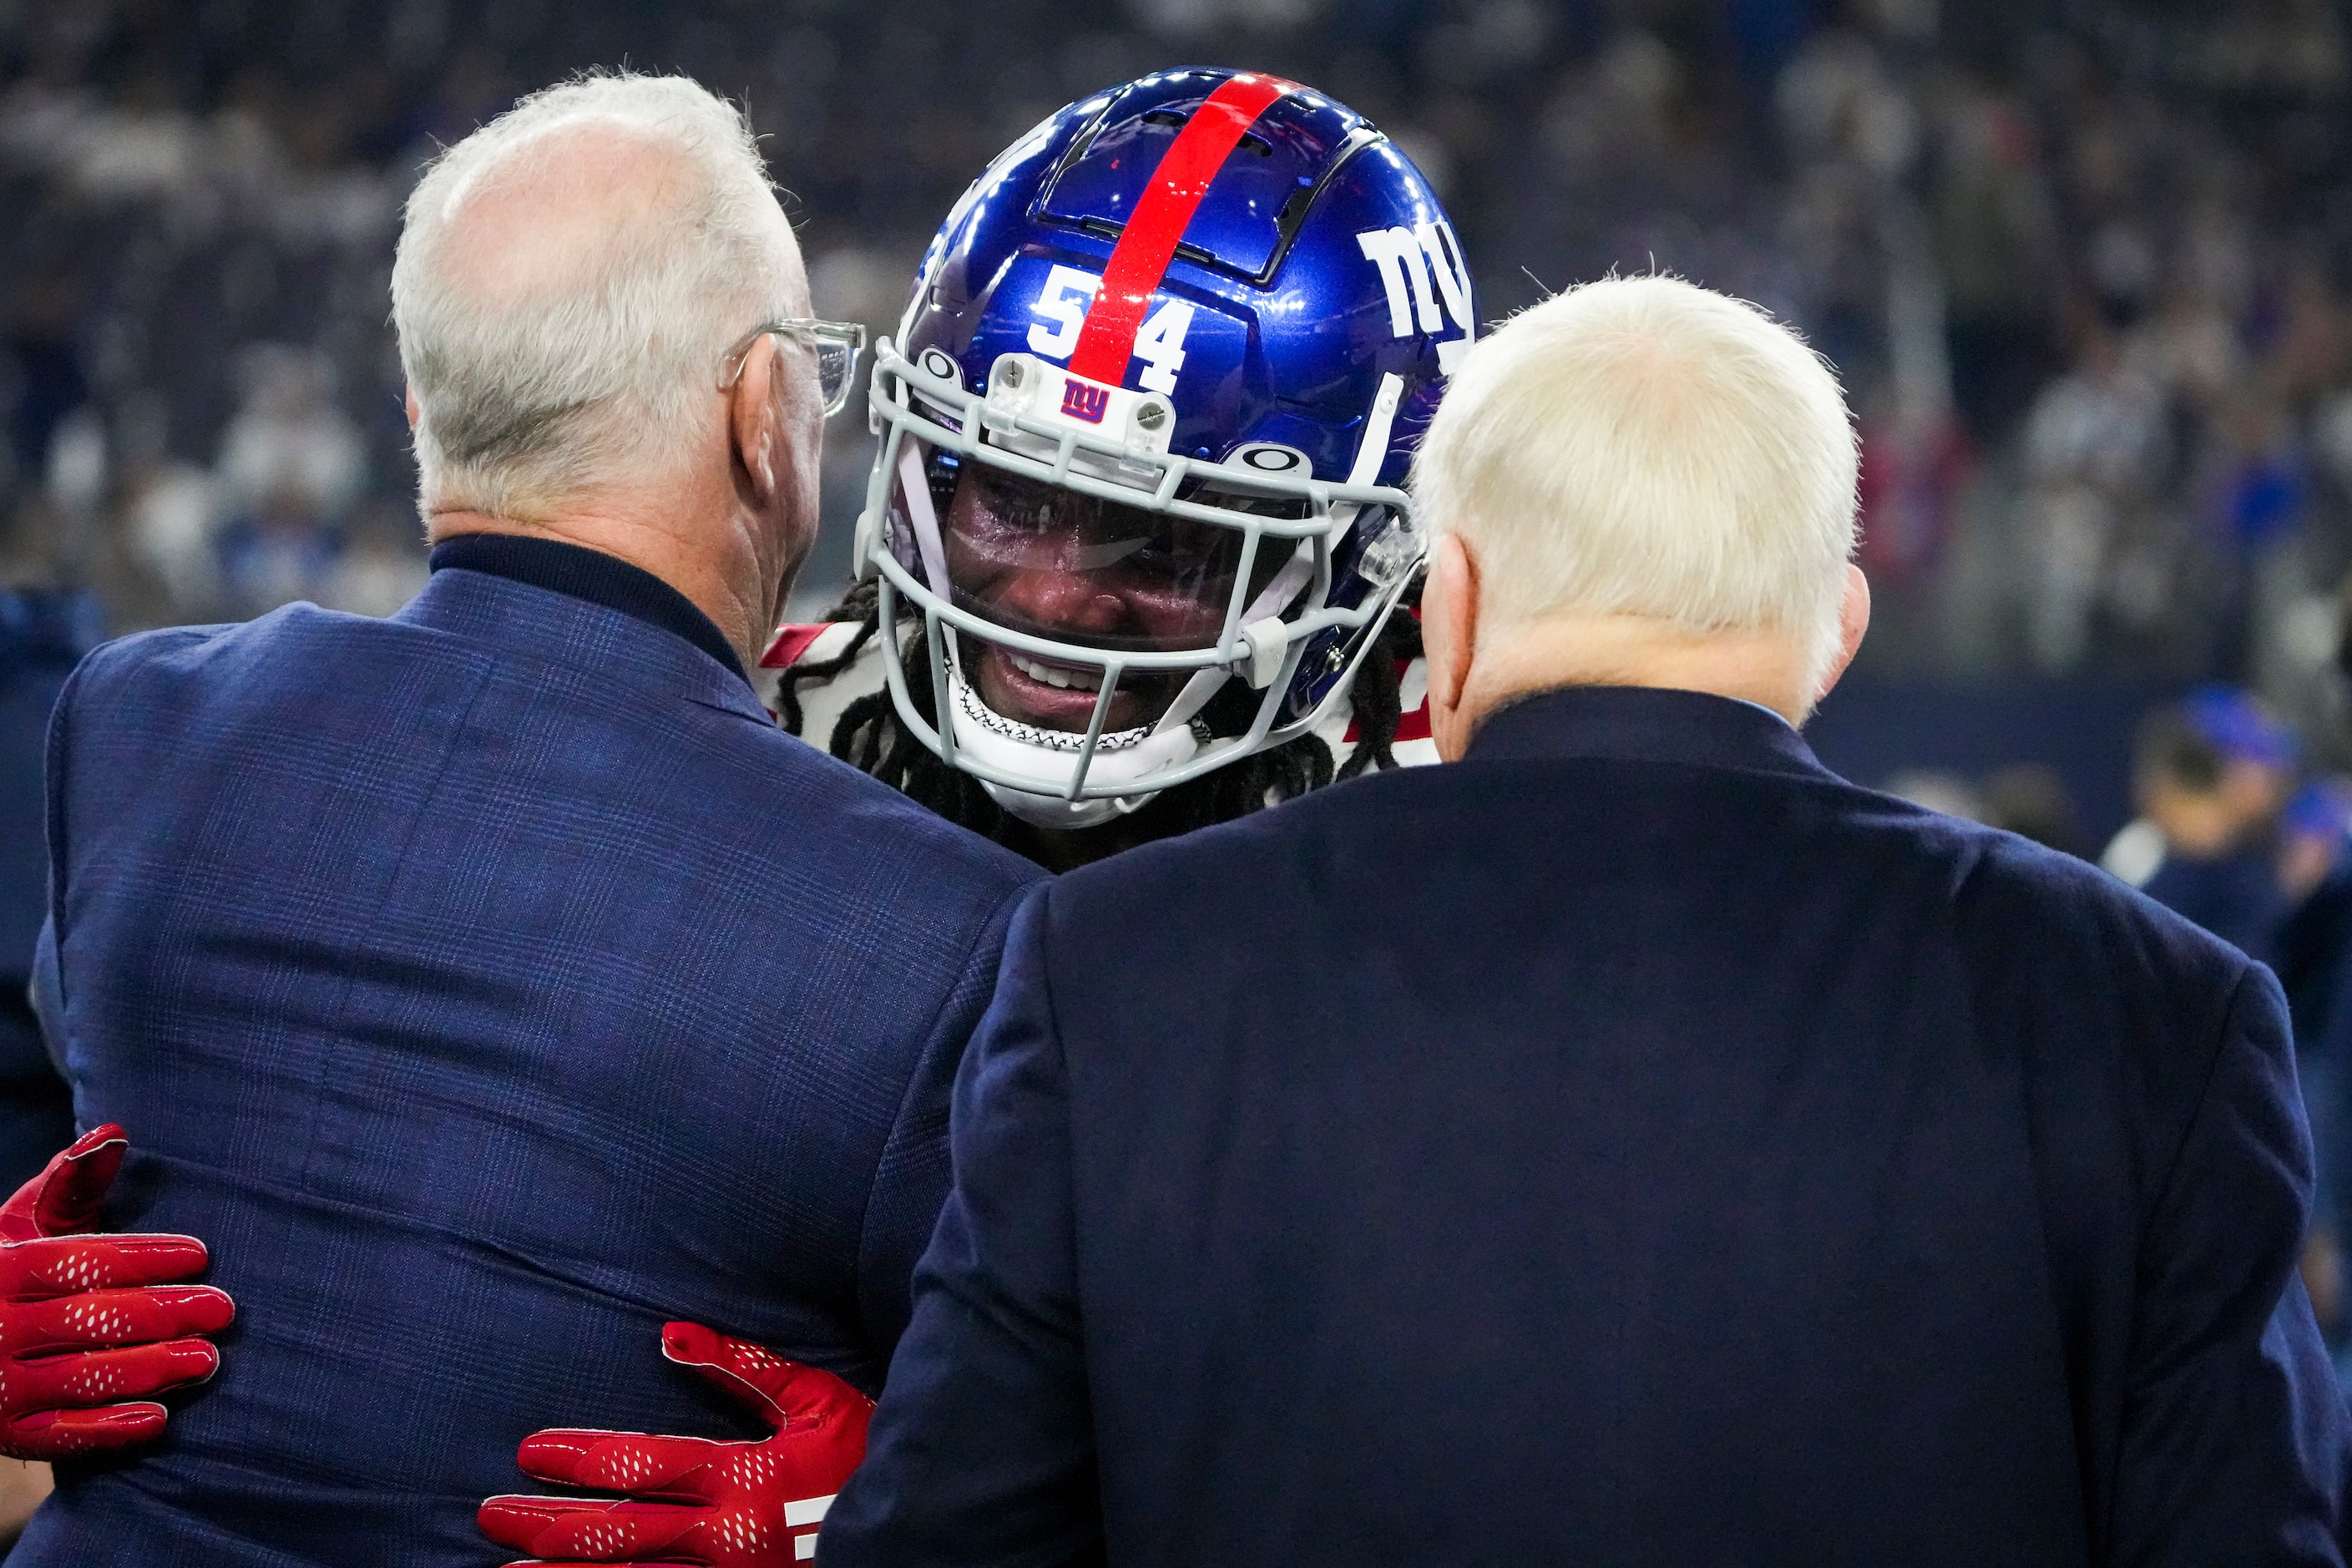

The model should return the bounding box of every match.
[0,1124,234,1459]
[479,1322,873,1566]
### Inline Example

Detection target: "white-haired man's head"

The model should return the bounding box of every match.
[1412,275,1866,753]
[392,73,806,519]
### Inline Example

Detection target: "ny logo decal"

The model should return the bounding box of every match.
[1059,380,1110,424]
[1356,223,1474,343]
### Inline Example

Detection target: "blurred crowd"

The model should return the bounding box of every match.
[3,0,2352,685]
[1491,0,2352,732]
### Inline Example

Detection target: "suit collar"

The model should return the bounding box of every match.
[398,556,774,729]
[427,533,750,686]
[1464,685,1834,782]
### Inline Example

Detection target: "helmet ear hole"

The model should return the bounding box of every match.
[918,347,963,386]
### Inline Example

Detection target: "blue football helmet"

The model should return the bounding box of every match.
[857,67,1474,827]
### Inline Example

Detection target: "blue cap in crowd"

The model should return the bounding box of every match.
[2181,684,2298,771]
[2284,777,2352,842]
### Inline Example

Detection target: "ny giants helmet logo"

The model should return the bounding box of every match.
[1356,223,1475,361]
[1059,379,1111,423]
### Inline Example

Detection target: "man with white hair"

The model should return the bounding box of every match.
[822,276,2350,1565]
[8,74,1037,1563]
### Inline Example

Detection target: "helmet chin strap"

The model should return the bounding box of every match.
[946,667,1200,831]
[979,779,1148,831]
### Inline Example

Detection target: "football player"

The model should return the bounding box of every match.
[761,63,1464,870]
[0,68,1474,1566]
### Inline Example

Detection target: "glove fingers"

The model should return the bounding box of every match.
[481,1495,585,1550]
[0,1127,127,1245]
[14,1285,235,1353]
[0,1399,167,1459]
[478,1495,706,1560]
[1,1234,212,1299]
[13,1337,219,1409]
[661,1322,871,1430]
[515,1429,725,1498]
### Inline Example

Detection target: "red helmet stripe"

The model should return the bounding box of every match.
[1065,73,1292,387]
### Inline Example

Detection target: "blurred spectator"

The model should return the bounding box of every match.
[2102,687,2294,962]
[1980,761,2086,857]
[316,499,426,619]
[2019,325,2170,671]
[2273,779,2352,1090]
[1933,87,2056,449]
[2281,766,2352,1367]
[0,586,89,1189]
[2285,604,2352,1058]
[118,404,221,620]
[2280,776,2352,906]
[0,591,78,1520]
[210,346,366,620]
[1882,766,1983,822]
[1881,758,2086,856]
[1,259,90,520]
[2185,680,2299,822]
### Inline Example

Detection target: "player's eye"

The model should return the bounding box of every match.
[1129,526,1183,572]
[962,468,1056,536]
[1130,518,1235,584]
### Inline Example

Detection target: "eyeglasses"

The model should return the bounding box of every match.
[720,319,868,417]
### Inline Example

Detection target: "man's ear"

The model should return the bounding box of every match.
[404,389,420,432]
[1423,532,1479,763]
[1809,563,1872,708]
[727,334,782,501]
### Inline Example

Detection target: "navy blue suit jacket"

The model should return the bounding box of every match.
[825,686,2349,1567]
[24,540,1040,1565]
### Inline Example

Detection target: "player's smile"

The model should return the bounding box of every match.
[1007,650,1102,693]
[973,641,1176,735]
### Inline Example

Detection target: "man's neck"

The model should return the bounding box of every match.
[1458,613,1815,741]
[427,507,768,671]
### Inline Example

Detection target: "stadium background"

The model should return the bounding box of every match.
[2,0,2348,839]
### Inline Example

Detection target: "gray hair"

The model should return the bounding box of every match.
[392,73,798,518]
[1412,275,1859,685]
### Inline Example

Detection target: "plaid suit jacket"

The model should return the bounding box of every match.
[23,561,1039,1565]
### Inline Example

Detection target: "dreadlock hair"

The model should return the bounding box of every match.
[777,578,1425,854]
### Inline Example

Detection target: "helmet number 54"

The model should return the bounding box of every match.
[1027,265,1196,396]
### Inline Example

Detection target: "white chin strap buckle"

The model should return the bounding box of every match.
[945,670,1197,829]
[980,780,1152,831]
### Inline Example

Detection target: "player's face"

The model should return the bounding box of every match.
[943,464,1284,733]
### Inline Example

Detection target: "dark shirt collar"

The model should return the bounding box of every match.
[427,533,748,686]
[1465,685,1833,782]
